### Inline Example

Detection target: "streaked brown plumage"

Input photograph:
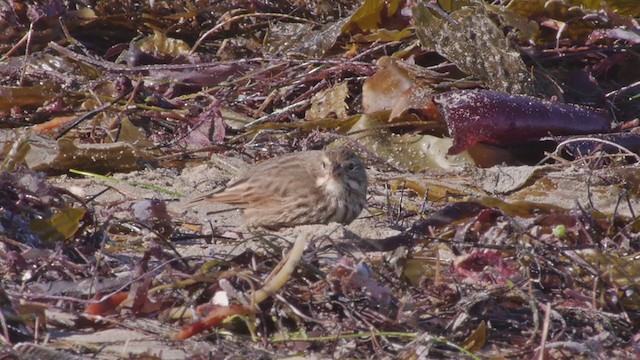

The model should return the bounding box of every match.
[191,147,368,229]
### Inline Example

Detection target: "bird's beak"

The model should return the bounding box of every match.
[331,163,342,177]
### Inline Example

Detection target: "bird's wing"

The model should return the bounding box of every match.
[191,152,321,207]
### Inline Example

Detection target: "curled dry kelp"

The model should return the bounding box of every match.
[432,89,613,155]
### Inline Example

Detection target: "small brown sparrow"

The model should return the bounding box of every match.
[191,147,368,229]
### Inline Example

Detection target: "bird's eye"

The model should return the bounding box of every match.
[322,161,327,169]
[346,162,356,171]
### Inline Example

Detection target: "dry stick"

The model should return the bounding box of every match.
[18,23,34,86]
[58,16,77,45]
[10,256,187,306]
[49,42,371,73]
[48,42,258,72]
[128,220,191,269]
[585,165,596,211]
[1,130,31,172]
[223,61,293,88]
[0,311,10,344]
[538,302,552,360]
[273,293,325,324]
[396,180,406,226]
[425,0,459,24]
[288,78,329,105]
[218,59,372,90]
[241,98,313,129]
[240,78,345,130]
[252,234,308,304]
[551,137,640,163]
[191,12,318,54]
[237,59,376,129]
[175,234,310,339]
[624,189,637,219]
[606,79,640,99]
[349,41,402,62]
[524,266,541,348]
[608,189,626,236]
[54,91,130,139]
[0,235,29,252]
[1,32,28,59]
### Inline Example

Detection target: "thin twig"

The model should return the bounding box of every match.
[540,137,640,164]
[537,302,551,360]
[606,79,640,99]
[18,23,34,86]
[241,98,312,129]
[191,12,319,54]
[54,91,130,139]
